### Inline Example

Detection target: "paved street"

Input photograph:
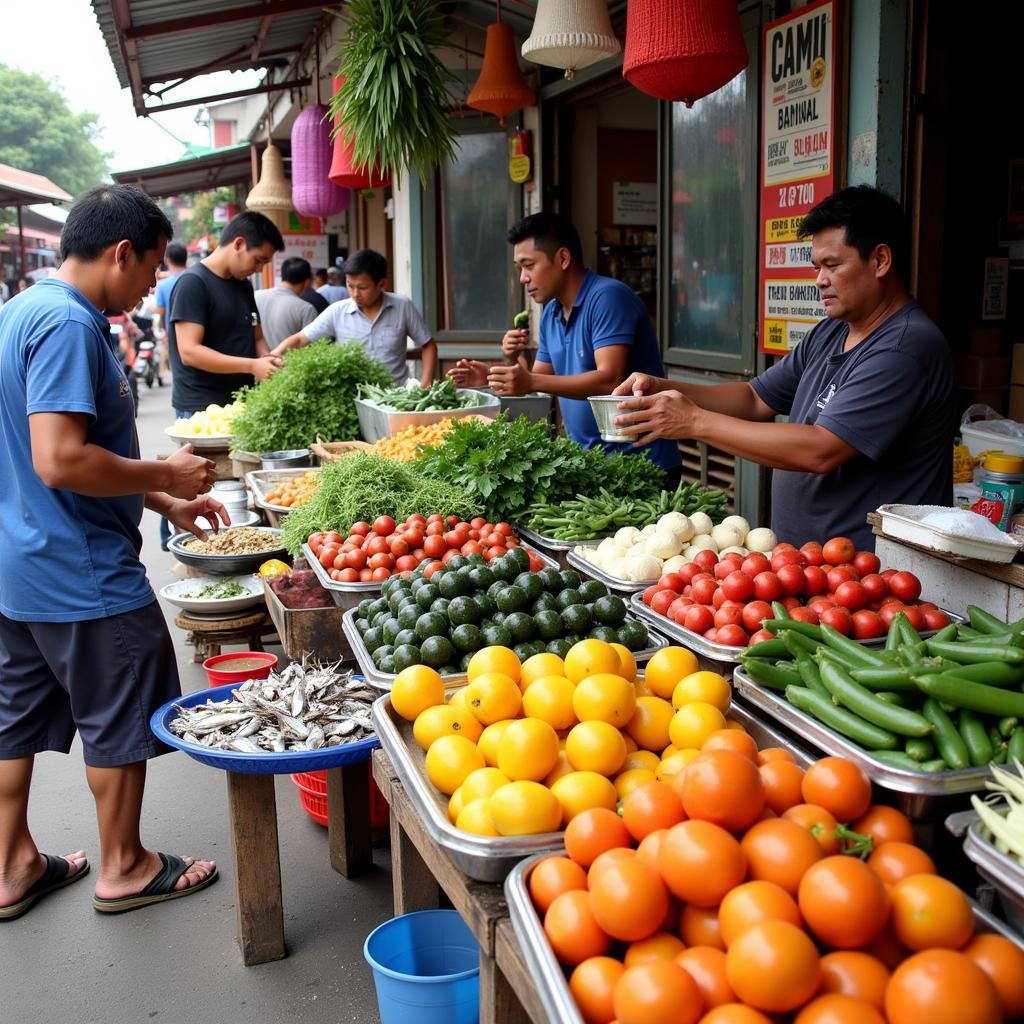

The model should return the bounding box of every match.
[0,376,393,1024]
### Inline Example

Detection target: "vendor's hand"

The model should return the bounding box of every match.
[164,443,217,499]
[501,329,529,360]
[488,362,532,397]
[447,359,489,389]
[250,354,284,380]
[166,495,232,541]
[612,372,660,398]
[612,390,697,446]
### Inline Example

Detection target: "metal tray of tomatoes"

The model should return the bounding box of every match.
[733,666,991,817]
[506,847,1023,1024]
[565,545,651,595]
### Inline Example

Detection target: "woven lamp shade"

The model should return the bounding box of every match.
[246,142,293,232]
[328,77,392,190]
[624,0,749,107]
[467,22,536,125]
[291,104,350,218]
[522,0,620,80]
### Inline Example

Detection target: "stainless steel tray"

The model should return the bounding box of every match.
[513,525,609,570]
[248,468,319,515]
[355,391,500,444]
[733,666,990,817]
[948,808,1024,931]
[304,543,384,610]
[566,545,650,594]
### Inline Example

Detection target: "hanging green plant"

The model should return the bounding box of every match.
[330,0,459,182]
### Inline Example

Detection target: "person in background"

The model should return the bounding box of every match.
[16,278,32,294]
[300,277,329,315]
[449,212,681,476]
[610,185,955,551]
[254,257,317,349]
[316,265,347,304]
[272,249,437,387]
[152,242,187,330]
[0,184,221,920]
[313,267,328,290]
[0,264,9,305]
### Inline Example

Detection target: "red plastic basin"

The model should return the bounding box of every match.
[202,651,278,686]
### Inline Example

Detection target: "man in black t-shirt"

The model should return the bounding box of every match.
[167,212,285,414]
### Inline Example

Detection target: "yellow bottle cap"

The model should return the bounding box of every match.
[984,454,1024,473]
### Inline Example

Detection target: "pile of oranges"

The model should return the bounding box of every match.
[263,470,319,509]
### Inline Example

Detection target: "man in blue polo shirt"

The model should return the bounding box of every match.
[450,213,680,475]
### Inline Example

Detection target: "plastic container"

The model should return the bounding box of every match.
[876,503,1020,563]
[290,769,390,836]
[202,651,278,685]
[364,910,480,1024]
[587,395,632,442]
[977,454,1024,530]
[961,422,1024,459]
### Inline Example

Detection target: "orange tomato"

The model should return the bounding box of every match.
[862,922,909,970]
[782,803,841,855]
[544,890,612,965]
[697,1005,772,1024]
[718,880,803,947]
[756,746,796,766]
[800,757,872,822]
[794,993,886,1024]
[625,931,687,966]
[613,960,704,1024]
[570,955,625,1024]
[587,846,637,885]
[636,827,669,869]
[740,818,823,896]
[679,750,765,832]
[885,950,1002,1024]
[675,946,734,1009]
[866,841,936,887]
[590,858,670,943]
[679,902,725,950]
[657,820,748,906]
[564,807,632,868]
[529,855,587,915]
[962,932,1024,1019]
[622,781,686,842]
[798,856,890,949]
[725,920,822,1013]
[889,873,973,950]
[701,729,758,762]
[818,951,891,1011]
[851,804,915,848]
[758,759,806,815]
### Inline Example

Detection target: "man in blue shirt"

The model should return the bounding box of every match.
[0,185,222,919]
[152,241,187,327]
[450,213,680,474]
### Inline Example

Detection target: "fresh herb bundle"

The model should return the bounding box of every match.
[232,341,393,453]
[358,377,482,412]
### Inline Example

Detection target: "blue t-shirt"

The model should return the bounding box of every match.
[153,270,182,313]
[537,271,680,472]
[0,279,153,622]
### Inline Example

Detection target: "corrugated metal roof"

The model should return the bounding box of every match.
[111,141,261,198]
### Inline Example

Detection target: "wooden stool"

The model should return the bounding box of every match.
[174,609,279,662]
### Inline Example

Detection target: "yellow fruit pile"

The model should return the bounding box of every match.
[171,401,244,437]
[372,418,458,461]
[389,640,734,838]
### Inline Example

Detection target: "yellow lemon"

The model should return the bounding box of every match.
[488,781,562,836]
[520,652,566,689]
[656,751,696,783]
[467,646,521,684]
[550,771,618,823]
[565,720,627,777]
[448,786,467,823]
[497,718,560,782]
[623,733,639,752]
[465,672,522,725]
[644,647,700,699]
[610,643,637,681]
[625,695,675,752]
[563,638,622,683]
[724,716,747,732]
[543,749,575,787]
[412,704,482,750]
[456,798,500,836]
[477,719,515,767]
[662,743,680,759]
[448,688,470,711]
[622,750,660,774]
[672,671,731,713]
[424,734,486,795]
[522,675,577,730]
[614,767,658,801]
[669,702,727,750]
[390,664,445,721]
[572,673,637,727]
[460,767,511,805]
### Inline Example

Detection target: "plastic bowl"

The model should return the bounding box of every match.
[202,651,278,686]
[587,395,635,443]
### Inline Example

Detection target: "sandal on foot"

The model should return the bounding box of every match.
[0,854,91,922]
[92,853,218,915]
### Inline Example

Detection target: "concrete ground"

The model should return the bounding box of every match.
[0,377,394,1024]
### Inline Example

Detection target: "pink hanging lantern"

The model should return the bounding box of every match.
[291,103,350,218]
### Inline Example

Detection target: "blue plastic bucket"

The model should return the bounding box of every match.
[364,909,480,1024]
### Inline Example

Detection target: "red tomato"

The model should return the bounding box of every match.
[467,529,481,541]
[834,581,868,611]
[470,516,486,530]
[888,572,922,603]
[423,535,447,560]
[369,552,395,571]
[773,542,797,553]
[652,590,678,616]
[714,602,745,629]
[426,513,443,524]
[704,628,718,641]
[445,515,460,527]
[721,571,755,602]
[679,564,703,586]
[668,598,693,624]
[684,605,715,634]
[356,567,371,582]
[922,608,950,630]
[366,535,389,557]
[901,605,925,631]
[344,548,368,571]
[441,549,460,565]
[643,585,661,606]
[712,588,729,610]
[422,560,443,579]
[822,537,856,565]
[827,566,859,591]
[308,531,324,546]
[853,551,882,576]
[406,514,426,527]
[800,542,825,567]
[659,573,685,593]
[749,628,775,644]
[692,576,719,606]
[495,522,514,536]
[370,567,390,581]
[789,606,820,625]
[879,604,906,628]
[777,564,807,597]
[753,571,784,602]
[425,521,445,537]
[803,566,830,596]
[505,535,521,547]
[742,601,774,635]
[349,521,371,537]
[395,555,417,573]
[692,549,719,573]
[389,537,410,557]
[372,515,395,537]
[860,574,889,602]
[808,595,836,613]
[402,528,425,550]
[716,624,749,647]
[461,541,483,556]
[742,553,772,577]
[771,549,807,572]
[781,596,803,610]
[852,610,886,640]
[442,530,463,549]
[332,552,347,570]
[338,567,359,583]
[819,606,853,635]
[319,548,339,569]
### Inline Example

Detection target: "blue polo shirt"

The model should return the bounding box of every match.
[537,271,680,471]
[0,279,153,622]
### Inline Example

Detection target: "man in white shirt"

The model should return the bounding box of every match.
[254,257,317,348]
[316,266,347,304]
[273,249,437,386]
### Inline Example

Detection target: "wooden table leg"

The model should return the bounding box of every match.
[480,948,533,1024]
[226,772,286,965]
[390,808,441,915]
[326,760,373,879]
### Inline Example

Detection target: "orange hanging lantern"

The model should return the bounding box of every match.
[467,11,536,126]
[328,76,392,190]
[623,0,749,107]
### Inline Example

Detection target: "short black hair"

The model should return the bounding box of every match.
[314,267,328,283]
[799,185,910,284]
[281,257,312,285]
[219,211,285,252]
[164,242,188,267]
[60,185,173,262]
[343,248,387,283]
[507,212,584,267]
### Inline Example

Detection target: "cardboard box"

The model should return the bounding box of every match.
[1013,343,1024,386]
[955,356,1011,390]
[966,326,1004,356]
[1010,386,1024,423]
[263,580,352,663]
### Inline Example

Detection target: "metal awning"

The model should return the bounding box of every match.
[111,142,271,198]
[0,164,73,207]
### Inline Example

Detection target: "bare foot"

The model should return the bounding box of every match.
[94,851,216,901]
[0,851,88,906]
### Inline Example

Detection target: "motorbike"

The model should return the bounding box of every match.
[133,338,161,388]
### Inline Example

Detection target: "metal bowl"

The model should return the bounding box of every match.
[587,395,634,443]
[260,448,313,470]
[199,509,262,531]
[167,527,287,575]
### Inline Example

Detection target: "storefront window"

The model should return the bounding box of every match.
[439,130,509,332]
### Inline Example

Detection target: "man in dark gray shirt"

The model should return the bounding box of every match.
[610,186,955,551]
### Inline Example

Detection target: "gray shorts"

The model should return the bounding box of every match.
[0,601,181,767]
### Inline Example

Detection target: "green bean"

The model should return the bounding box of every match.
[930,624,959,643]
[904,737,937,762]
[819,624,886,668]
[939,662,1024,687]
[743,658,802,692]
[956,625,983,640]
[967,605,1010,635]
[921,699,971,770]
[815,645,873,674]
[786,685,899,750]
[924,640,1024,665]
[819,661,933,737]
[781,630,822,658]
[742,638,790,659]
[897,615,924,647]
[849,666,921,691]
[918,674,1024,717]
[876,691,913,707]
[1007,727,1024,764]
[795,652,829,699]
[957,710,994,767]
[771,601,791,620]
[989,726,1008,765]
[999,717,1020,739]
[871,750,945,772]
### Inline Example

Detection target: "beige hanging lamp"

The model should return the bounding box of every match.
[246,139,293,232]
[521,0,621,80]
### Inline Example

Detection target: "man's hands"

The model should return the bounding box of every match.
[164,443,217,499]
[501,328,530,361]
[612,390,698,446]
[250,354,284,380]
[488,362,532,397]
[166,495,231,541]
[612,372,665,398]
[447,359,490,388]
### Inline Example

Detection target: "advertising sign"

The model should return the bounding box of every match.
[272,233,329,285]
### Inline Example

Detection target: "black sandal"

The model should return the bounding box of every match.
[92,852,218,915]
[0,853,90,921]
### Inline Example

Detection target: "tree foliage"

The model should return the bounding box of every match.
[181,186,237,245]
[0,65,109,198]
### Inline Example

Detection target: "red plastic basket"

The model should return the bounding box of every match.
[290,769,389,837]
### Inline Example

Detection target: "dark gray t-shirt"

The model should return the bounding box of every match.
[751,300,955,551]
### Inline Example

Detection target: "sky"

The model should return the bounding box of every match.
[0,0,261,173]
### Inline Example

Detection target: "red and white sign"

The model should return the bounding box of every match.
[272,233,329,284]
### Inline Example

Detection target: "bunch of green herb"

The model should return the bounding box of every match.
[232,341,393,453]
[281,452,479,553]
[358,377,482,412]
[182,580,248,600]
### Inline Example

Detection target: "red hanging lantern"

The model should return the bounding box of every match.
[292,104,350,217]
[467,20,536,125]
[328,77,392,190]
[623,0,749,107]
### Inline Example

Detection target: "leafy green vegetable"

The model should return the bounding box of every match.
[281,452,479,553]
[359,377,482,412]
[513,310,530,329]
[182,581,248,600]
[232,341,393,453]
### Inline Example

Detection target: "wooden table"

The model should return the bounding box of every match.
[371,749,548,1024]
[226,757,375,966]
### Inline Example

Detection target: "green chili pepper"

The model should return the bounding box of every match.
[819,661,933,737]
[957,710,994,767]
[924,640,1024,665]
[904,737,937,762]
[743,658,802,692]
[785,685,899,750]
[920,699,971,770]
[967,605,1010,635]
